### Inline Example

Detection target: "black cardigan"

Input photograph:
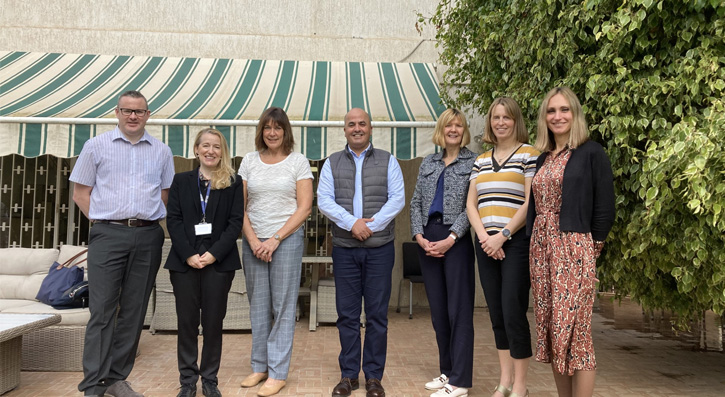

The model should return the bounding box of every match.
[526,140,615,242]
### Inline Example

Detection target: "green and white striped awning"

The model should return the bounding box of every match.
[0,51,446,159]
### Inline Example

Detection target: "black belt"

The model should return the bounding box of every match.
[95,219,158,227]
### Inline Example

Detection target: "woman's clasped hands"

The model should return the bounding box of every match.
[479,233,506,260]
[250,237,280,263]
[415,234,455,258]
[185,252,217,269]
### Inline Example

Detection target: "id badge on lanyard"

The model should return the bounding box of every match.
[195,177,212,236]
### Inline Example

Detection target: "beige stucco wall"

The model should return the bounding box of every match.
[1,0,439,63]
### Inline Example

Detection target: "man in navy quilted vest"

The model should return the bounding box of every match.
[317,108,405,397]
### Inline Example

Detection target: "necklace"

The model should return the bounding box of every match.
[493,144,521,165]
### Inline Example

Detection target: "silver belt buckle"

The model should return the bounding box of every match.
[127,218,138,227]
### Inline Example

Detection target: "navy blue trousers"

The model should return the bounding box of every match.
[333,241,395,381]
[418,218,475,387]
[475,231,533,359]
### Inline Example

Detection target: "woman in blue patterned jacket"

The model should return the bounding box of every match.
[410,108,477,397]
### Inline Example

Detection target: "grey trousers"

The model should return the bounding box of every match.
[78,223,163,395]
[242,228,303,380]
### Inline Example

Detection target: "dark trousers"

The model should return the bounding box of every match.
[332,241,395,381]
[418,219,475,387]
[170,266,234,386]
[475,231,533,359]
[79,223,163,395]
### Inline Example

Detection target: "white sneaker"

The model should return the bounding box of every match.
[430,384,468,397]
[425,374,449,390]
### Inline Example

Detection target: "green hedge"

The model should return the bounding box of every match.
[421,0,725,325]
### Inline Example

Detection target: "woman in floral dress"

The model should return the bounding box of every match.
[526,87,615,397]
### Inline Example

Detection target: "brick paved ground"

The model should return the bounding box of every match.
[6,305,725,396]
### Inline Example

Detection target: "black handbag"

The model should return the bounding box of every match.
[36,249,88,306]
[51,280,89,309]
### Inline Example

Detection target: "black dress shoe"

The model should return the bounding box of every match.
[365,378,385,397]
[332,377,360,396]
[177,383,197,397]
[202,381,221,397]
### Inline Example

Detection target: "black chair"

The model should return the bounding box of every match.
[396,242,425,319]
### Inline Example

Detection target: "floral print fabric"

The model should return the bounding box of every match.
[530,150,600,376]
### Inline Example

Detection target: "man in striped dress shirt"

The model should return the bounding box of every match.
[70,90,175,397]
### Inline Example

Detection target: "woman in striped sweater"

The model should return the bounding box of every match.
[467,97,539,397]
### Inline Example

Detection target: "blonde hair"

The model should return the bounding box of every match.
[482,97,529,145]
[432,108,471,148]
[193,128,236,189]
[535,86,589,152]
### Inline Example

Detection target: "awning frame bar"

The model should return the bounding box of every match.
[0,117,435,128]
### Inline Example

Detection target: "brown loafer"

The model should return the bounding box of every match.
[332,378,359,396]
[365,378,385,397]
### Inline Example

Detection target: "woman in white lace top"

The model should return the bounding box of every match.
[237,107,313,397]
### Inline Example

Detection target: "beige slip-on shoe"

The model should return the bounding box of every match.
[241,372,268,388]
[257,379,286,396]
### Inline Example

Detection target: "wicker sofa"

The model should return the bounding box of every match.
[0,245,90,372]
[149,239,251,333]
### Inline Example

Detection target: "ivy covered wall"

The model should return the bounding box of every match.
[420,0,725,325]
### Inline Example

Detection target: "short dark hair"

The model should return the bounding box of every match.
[117,90,148,109]
[255,107,295,154]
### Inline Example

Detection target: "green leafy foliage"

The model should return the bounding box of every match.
[421,0,725,326]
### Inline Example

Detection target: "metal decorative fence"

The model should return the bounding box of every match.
[0,156,333,265]
[0,155,74,248]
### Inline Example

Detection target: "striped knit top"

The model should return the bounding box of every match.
[470,144,540,232]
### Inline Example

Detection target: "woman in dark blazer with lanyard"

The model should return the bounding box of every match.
[165,128,244,397]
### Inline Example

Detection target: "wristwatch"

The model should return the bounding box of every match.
[448,233,458,242]
[501,228,512,240]
[273,234,281,242]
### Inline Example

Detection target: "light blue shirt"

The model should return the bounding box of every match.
[70,127,175,221]
[317,144,405,232]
